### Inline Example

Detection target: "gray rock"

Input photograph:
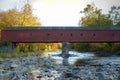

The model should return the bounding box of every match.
[0,59,3,64]
[30,70,41,78]
[64,72,73,78]
[11,63,18,70]
[0,72,13,80]
[1,56,120,80]
[17,67,29,75]
[12,76,20,80]
[117,75,120,80]
[0,70,4,75]
[95,72,106,80]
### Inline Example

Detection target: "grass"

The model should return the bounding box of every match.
[0,51,53,59]
[0,52,34,59]
[74,58,106,66]
[95,51,113,57]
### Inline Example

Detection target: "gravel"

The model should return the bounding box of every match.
[0,56,120,80]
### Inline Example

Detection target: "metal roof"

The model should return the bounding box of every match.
[3,26,120,30]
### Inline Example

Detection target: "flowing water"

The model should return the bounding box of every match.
[46,50,95,64]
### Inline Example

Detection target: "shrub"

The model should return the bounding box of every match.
[111,43,120,52]
[2,39,11,46]
[0,41,2,47]
[74,59,89,66]
[89,43,103,51]
[0,39,11,47]
[70,43,90,51]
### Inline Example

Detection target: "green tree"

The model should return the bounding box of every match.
[79,4,113,27]
[74,4,120,54]
[109,6,120,26]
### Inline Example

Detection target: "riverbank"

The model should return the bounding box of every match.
[0,56,120,80]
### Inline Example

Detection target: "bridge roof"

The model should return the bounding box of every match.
[2,26,120,30]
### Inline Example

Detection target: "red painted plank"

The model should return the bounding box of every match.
[1,29,120,43]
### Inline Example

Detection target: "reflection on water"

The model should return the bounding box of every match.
[46,50,95,64]
[39,50,61,57]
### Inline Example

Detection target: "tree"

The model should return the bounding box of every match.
[0,10,19,28]
[0,3,61,52]
[0,4,41,29]
[109,6,120,26]
[74,4,120,54]
[20,4,41,26]
[79,4,113,27]
[0,3,42,52]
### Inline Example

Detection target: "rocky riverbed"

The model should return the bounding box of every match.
[0,56,120,80]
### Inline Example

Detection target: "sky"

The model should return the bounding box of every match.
[0,0,120,26]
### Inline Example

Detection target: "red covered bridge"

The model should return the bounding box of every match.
[0,27,120,43]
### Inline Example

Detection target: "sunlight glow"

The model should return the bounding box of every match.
[31,0,120,26]
[32,0,91,26]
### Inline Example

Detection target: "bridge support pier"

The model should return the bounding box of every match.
[62,42,69,55]
[62,42,69,65]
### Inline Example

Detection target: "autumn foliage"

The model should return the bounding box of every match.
[0,4,41,29]
[0,3,61,52]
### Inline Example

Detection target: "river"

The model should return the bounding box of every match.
[42,50,95,64]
